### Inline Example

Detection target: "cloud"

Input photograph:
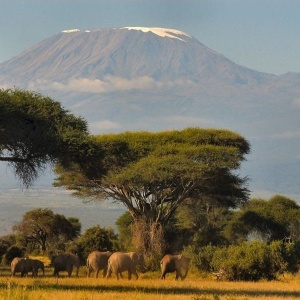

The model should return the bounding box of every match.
[0,84,11,90]
[271,130,300,139]
[89,120,120,134]
[293,98,300,108]
[163,115,217,128]
[27,76,195,94]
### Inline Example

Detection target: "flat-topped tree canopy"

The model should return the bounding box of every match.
[54,128,250,225]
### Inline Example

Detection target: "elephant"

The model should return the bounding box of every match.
[53,253,80,277]
[106,252,146,280]
[160,254,190,280]
[11,257,34,277]
[86,250,112,278]
[31,259,45,277]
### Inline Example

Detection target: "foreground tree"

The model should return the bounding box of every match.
[0,88,99,186]
[55,128,250,255]
[13,208,81,254]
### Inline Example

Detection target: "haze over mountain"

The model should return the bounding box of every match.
[1,27,300,200]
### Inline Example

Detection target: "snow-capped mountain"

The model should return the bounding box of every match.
[0,27,300,199]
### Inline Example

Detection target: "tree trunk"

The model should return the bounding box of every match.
[132,217,166,258]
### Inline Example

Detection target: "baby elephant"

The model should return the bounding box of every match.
[160,254,190,280]
[86,251,112,278]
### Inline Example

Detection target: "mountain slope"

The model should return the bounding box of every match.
[0,27,299,199]
[0,27,274,85]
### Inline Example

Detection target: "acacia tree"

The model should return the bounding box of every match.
[54,128,250,255]
[0,88,100,186]
[224,195,300,244]
[13,208,81,254]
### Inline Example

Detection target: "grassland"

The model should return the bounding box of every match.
[1,261,300,300]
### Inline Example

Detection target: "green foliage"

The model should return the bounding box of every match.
[0,240,11,264]
[224,195,300,244]
[55,128,250,255]
[210,241,299,281]
[4,245,25,264]
[13,208,81,254]
[0,88,99,186]
[115,211,134,251]
[183,244,219,272]
[175,198,231,248]
[77,225,119,260]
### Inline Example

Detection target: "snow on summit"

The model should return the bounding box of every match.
[123,27,192,42]
[61,27,192,42]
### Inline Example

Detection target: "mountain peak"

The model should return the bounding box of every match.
[122,27,192,42]
[61,27,192,42]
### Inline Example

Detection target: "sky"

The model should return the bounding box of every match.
[1,0,300,76]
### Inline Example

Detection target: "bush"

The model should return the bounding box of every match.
[4,245,25,264]
[210,241,299,281]
[77,225,120,260]
[0,240,10,264]
[183,244,218,272]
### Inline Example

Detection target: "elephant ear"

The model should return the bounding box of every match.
[129,252,138,262]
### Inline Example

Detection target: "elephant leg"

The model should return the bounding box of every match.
[95,269,100,278]
[128,271,132,280]
[103,267,107,278]
[68,266,73,277]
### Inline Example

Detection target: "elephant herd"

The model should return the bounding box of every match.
[87,251,190,281]
[11,251,190,281]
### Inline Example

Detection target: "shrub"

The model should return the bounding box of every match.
[210,241,299,281]
[183,244,218,272]
[77,225,119,260]
[4,245,25,264]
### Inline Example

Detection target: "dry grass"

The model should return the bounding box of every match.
[28,255,52,267]
[1,264,300,300]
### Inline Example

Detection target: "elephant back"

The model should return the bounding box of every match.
[87,251,111,266]
[54,253,80,269]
